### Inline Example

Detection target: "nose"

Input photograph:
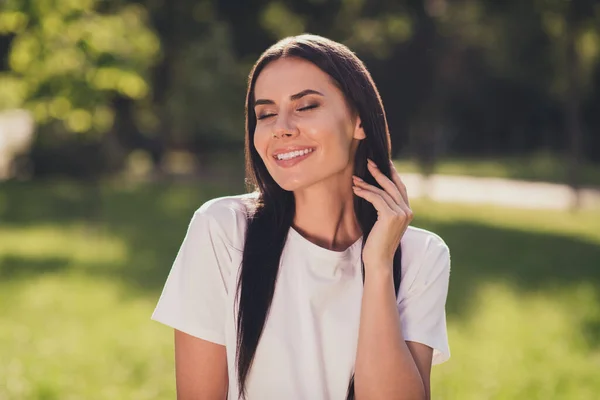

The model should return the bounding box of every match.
[272,115,299,139]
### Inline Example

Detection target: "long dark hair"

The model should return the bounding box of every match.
[236,34,402,400]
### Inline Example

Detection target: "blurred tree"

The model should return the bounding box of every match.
[0,0,160,176]
[0,0,159,133]
[473,0,600,202]
[0,0,247,178]
[424,0,599,191]
[141,0,247,174]
[1,0,598,183]
[541,0,599,206]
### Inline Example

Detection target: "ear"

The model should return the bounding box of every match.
[353,116,366,140]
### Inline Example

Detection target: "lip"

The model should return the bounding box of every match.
[272,147,316,168]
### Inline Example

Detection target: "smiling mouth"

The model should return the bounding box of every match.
[272,148,315,168]
[273,148,315,161]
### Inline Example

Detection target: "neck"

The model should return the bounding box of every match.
[291,172,362,251]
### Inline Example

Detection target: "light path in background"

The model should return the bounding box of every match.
[0,109,35,180]
[401,173,600,210]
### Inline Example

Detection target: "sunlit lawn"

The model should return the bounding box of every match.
[1,179,599,399]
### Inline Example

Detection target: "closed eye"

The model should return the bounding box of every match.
[257,104,319,120]
[257,113,276,120]
[298,104,319,112]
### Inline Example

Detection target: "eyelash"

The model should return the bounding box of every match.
[257,104,319,120]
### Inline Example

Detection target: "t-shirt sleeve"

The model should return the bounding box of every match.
[151,206,235,345]
[397,237,451,365]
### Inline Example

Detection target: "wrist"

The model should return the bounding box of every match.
[362,267,398,304]
[363,265,394,283]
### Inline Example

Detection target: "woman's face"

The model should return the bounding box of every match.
[253,57,365,192]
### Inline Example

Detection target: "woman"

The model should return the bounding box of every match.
[152,34,451,400]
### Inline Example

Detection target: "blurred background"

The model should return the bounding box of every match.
[0,0,599,399]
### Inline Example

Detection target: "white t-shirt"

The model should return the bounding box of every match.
[151,193,451,400]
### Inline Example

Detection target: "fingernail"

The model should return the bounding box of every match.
[367,159,376,167]
[352,175,363,182]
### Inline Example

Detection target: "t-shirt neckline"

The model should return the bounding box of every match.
[288,226,363,262]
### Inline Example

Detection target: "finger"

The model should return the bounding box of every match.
[354,177,414,223]
[388,160,410,207]
[398,202,414,223]
[354,184,414,228]
[352,185,396,217]
[353,176,400,212]
[353,185,413,226]
[366,159,404,206]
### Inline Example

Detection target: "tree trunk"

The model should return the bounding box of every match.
[565,17,583,210]
[148,0,181,178]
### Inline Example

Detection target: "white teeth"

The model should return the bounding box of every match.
[276,148,313,160]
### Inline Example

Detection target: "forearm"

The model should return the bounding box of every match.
[354,268,425,400]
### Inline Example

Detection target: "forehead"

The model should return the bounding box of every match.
[254,57,335,99]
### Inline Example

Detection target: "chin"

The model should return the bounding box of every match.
[275,170,337,192]
[275,178,307,192]
[269,172,315,192]
[267,158,345,192]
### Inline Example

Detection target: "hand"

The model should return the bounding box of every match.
[352,159,413,273]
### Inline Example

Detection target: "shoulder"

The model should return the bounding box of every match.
[196,191,257,220]
[401,226,450,259]
[192,192,259,252]
[399,226,451,292]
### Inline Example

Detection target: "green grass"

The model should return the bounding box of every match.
[1,179,599,399]
[410,200,600,399]
[394,153,600,188]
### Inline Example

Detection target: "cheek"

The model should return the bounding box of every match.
[302,114,353,158]
[253,125,270,159]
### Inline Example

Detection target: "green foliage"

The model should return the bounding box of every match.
[1,0,600,173]
[444,0,600,93]
[0,0,160,134]
[163,20,248,147]
[261,2,306,38]
[260,0,414,59]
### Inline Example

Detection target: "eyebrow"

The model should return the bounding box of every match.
[254,89,324,107]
